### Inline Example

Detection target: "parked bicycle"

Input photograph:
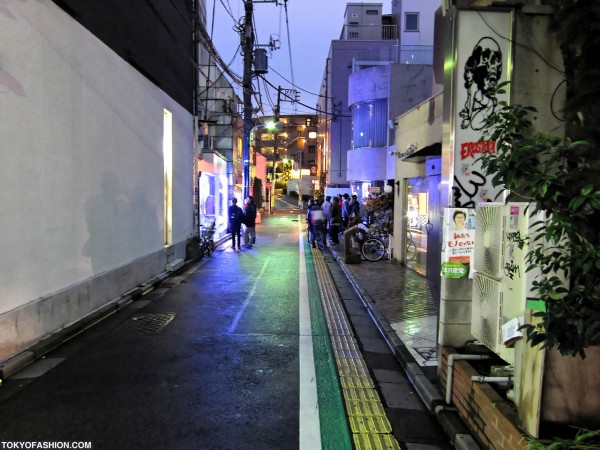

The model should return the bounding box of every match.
[406,230,417,262]
[351,222,392,262]
[361,230,392,262]
[199,219,216,258]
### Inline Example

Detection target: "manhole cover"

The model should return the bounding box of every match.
[117,313,176,336]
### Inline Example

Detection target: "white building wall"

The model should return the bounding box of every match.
[0,2,194,361]
[399,0,438,47]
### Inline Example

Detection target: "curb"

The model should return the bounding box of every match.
[329,248,481,450]
[0,236,231,381]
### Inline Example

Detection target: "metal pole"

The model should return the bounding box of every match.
[298,148,302,208]
[242,0,254,200]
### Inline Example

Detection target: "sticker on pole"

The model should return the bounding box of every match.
[441,261,468,278]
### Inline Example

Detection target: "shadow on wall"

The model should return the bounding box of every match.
[82,171,160,273]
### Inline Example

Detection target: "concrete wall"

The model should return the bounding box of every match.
[0,2,194,361]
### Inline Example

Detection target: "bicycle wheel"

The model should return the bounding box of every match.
[206,239,214,256]
[406,240,417,261]
[362,238,385,262]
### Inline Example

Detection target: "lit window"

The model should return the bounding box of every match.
[405,12,419,32]
[163,109,173,246]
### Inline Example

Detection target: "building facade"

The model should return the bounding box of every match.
[317,1,440,201]
[0,1,201,362]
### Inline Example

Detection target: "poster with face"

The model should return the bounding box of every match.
[452,10,514,208]
[441,208,476,278]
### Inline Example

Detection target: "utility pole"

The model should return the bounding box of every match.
[242,0,254,200]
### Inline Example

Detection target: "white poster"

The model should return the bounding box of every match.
[441,208,476,278]
[452,10,513,208]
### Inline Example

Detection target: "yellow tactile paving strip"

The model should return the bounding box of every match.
[311,248,401,450]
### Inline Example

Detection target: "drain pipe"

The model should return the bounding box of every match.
[446,354,492,405]
[471,376,511,384]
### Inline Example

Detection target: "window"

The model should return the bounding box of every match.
[351,99,388,149]
[366,9,378,15]
[163,109,173,246]
[405,12,419,32]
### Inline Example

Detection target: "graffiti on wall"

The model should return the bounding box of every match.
[452,10,513,208]
[459,37,503,131]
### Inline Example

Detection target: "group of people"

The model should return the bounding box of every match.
[227,196,257,252]
[306,193,362,249]
[227,192,363,252]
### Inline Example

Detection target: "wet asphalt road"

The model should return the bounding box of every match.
[0,215,324,449]
[0,210,452,450]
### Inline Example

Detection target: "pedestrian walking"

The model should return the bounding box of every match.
[228,198,244,251]
[329,196,342,245]
[306,199,326,249]
[243,195,257,248]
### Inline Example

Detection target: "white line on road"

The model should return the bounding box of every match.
[298,219,322,449]
[227,256,271,335]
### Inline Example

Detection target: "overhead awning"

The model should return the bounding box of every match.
[401,142,441,163]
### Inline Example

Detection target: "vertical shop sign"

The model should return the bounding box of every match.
[452,9,513,208]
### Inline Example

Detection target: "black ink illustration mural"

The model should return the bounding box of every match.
[459,37,503,131]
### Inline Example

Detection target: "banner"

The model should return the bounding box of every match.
[441,208,476,278]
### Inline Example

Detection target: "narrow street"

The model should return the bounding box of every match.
[0,214,450,450]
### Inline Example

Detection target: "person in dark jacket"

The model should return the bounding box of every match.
[243,195,257,248]
[228,198,244,252]
[329,196,342,245]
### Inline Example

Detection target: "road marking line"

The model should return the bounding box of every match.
[226,256,271,334]
[299,220,322,450]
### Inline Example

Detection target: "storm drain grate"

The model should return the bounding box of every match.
[117,313,176,336]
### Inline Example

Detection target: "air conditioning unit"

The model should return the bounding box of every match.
[473,203,504,278]
[472,272,504,355]
[471,202,536,365]
[199,135,213,150]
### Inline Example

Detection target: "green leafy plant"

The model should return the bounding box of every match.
[527,428,600,449]
[479,82,600,357]
[252,177,263,209]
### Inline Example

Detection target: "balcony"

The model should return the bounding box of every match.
[352,46,434,70]
[341,24,397,41]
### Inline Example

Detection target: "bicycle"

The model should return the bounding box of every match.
[406,230,417,262]
[361,232,391,262]
[200,219,216,257]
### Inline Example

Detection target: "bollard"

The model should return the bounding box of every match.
[343,226,362,264]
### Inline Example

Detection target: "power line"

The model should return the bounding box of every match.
[260,75,350,118]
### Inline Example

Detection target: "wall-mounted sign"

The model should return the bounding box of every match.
[441,207,476,278]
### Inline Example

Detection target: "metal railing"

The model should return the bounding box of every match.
[341,24,397,41]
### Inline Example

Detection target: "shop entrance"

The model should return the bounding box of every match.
[405,175,442,287]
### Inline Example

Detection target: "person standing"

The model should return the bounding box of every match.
[243,195,257,248]
[321,195,332,237]
[348,194,361,227]
[341,193,350,231]
[329,196,342,245]
[228,198,244,252]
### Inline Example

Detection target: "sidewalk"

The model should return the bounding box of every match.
[327,239,483,450]
[328,240,439,369]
